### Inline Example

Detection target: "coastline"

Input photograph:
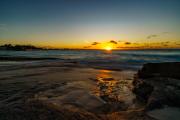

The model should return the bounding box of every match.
[0,56,180,120]
[0,58,139,120]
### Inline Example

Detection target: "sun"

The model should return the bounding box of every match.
[105,46,112,51]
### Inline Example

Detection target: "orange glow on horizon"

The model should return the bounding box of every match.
[104,46,112,51]
[1,39,180,50]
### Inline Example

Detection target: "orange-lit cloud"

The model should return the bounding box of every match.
[124,42,131,45]
[83,46,91,48]
[92,42,100,45]
[109,40,118,44]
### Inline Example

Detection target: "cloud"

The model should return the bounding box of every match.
[164,41,170,44]
[109,40,118,44]
[83,46,91,48]
[162,32,170,34]
[160,41,170,44]
[91,42,100,45]
[147,34,158,39]
[124,42,131,45]
[133,42,139,45]
[175,43,180,46]
[0,24,8,31]
[163,44,168,47]
[117,46,141,49]
[84,40,90,44]
[147,32,170,39]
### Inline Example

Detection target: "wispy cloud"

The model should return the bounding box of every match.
[147,34,158,39]
[175,43,180,46]
[163,44,168,47]
[83,46,91,48]
[133,42,139,45]
[91,42,100,45]
[162,32,170,34]
[117,46,141,49]
[147,32,170,39]
[0,24,8,31]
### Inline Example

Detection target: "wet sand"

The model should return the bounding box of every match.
[0,60,153,120]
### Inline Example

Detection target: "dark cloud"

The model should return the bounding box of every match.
[124,42,131,45]
[165,41,170,44]
[175,43,180,46]
[161,41,170,44]
[109,40,118,44]
[163,44,168,47]
[83,46,91,48]
[159,41,169,47]
[91,42,100,45]
[117,46,141,49]
[147,34,158,39]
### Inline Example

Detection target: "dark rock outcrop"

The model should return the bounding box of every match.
[133,62,180,111]
[138,62,180,79]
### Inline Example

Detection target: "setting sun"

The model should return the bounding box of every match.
[105,46,112,51]
[0,0,180,119]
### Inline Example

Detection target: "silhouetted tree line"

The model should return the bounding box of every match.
[0,44,43,51]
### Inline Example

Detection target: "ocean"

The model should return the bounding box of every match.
[0,49,180,70]
[0,50,180,119]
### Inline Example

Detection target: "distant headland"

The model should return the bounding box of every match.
[0,44,97,51]
[1,44,180,51]
[0,44,45,51]
[0,44,71,51]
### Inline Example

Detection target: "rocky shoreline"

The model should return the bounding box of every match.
[133,62,180,119]
[0,61,180,120]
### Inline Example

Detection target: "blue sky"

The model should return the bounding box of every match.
[0,0,180,48]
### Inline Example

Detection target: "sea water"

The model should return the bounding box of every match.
[0,49,180,69]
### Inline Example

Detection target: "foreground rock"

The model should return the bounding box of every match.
[137,62,180,79]
[133,62,180,111]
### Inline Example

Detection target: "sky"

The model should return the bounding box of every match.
[0,0,180,49]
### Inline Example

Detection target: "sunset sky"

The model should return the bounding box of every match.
[0,0,180,49]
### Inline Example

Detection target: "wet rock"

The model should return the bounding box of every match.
[23,99,101,120]
[97,101,128,114]
[138,62,180,79]
[102,77,114,81]
[133,80,153,103]
[133,62,180,111]
[147,107,180,120]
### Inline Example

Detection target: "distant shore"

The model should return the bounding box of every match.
[1,44,180,51]
[0,56,59,61]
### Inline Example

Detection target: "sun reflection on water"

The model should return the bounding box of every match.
[93,69,135,103]
[93,69,119,101]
